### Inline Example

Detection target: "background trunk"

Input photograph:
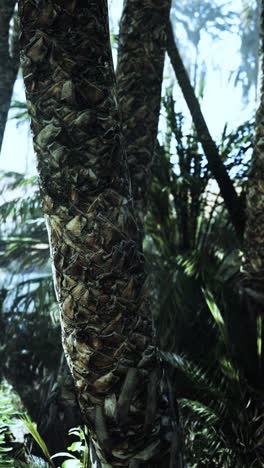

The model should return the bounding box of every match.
[0,0,20,151]
[116,0,171,225]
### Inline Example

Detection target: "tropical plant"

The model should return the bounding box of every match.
[161,281,264,468]
[0,89,255,466]
[51,427,90,468]
[0,382,18,467]
[0,384,89,468]
[20,414,55,468]
[20,415,90,468]
[0,171,81,456]
[1,0,262,465]
[146,91,252,346]
[144,92,264,466]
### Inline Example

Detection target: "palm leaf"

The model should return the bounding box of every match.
[20,414,55,468]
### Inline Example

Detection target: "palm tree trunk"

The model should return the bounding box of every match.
[18,1,181,466]
[116,0,172,225]
[0,0,19,151]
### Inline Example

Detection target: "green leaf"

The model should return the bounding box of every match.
[20,414,55,468]
[51,452,78,459]
[62,460,82,468]
[67,441,83,452]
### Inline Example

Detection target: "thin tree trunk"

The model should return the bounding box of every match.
[166,22,244,239]
[18,2,181,466]
[116,0,172,225]
[0,0,20,152]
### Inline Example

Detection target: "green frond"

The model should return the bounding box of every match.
[20,414,55,468]
[179,398,220,425]
[161,351,226,404]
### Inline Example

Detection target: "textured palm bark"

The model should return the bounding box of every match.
[19,1,180,467]
[116,0,172,225]
[244,3,264,291]
[0,0,20,151]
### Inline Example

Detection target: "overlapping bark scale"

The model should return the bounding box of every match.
[116,0,172,224]
[19,1,177,466]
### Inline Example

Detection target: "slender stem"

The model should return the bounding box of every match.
[166,22,244,239]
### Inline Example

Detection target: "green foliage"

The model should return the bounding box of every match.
[0,170,58,350]
[0,381,88,468]
[0,383,18,467]
[146,91,248,355]
[0,82,257,467]
[146,92,262,466]
[162,299,264,467]
[0,171,68,453]
[21,414,55,468]
[51,427,90,468]
[220,120,254,180]
[0,397,89,468]
[0,171,48,267]
[19,417,90,468]
[15,458,51,468]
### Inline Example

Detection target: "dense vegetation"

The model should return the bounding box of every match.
[0,0,262,467]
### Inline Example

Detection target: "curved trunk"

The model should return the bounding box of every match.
[0,0,20,151]
[19,1,181,466]
[116,0,172,225]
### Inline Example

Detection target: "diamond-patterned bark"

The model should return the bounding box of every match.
[19,1,180,466]
[116,0,172,225]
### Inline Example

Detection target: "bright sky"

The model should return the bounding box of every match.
[0,0,257,175]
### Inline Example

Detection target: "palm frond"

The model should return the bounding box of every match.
[20,414,55,468]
